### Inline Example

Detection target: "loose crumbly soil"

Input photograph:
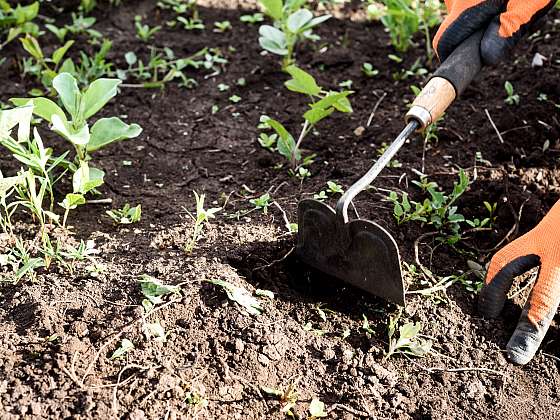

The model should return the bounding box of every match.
[1,1,560,419]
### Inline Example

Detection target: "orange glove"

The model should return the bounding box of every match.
[479,200,560,364]
[434,0,555,65]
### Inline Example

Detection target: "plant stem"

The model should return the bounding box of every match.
[291,120,310,169]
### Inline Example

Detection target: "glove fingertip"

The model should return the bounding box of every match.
[506,322,543,365]
[481,19,516,66]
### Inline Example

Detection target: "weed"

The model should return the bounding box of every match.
[259,66,352,169]
[134,15,161,42]
[504,81,520,105]
[185,191,220,254]
[314,181,344,201]
[250,193,271,214]
[207,279,263,316]
[258,0,331,69]
[240,13,264,24]
[0,1,40,48]
[139,274,181,312]
[362,62,379,77]
[106,203,142,224]
[110,339,134,360]
[213,20,232,32]
[262,378,300,416]
[385,310,432,359]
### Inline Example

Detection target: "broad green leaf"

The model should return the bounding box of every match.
[60,193,85,210]
[72,161,104,194]
[207,279,263,316]
[284,65,321,96]
[311,92,352,113]
[287,9,313,33]
[52,73,80,119]
[303,107,333,125]
[59,58,76,74]
[260,0,283,20]
[82,78,122,119]
[51,114,89,146]
[88,117,142,152]
[52,40,74,65]
[259,37,288,55]
[0,104,33,142]
[139,274,181,305]
[267,118,297,160]
[258,25,287,55]
[399,322,421,339]
[10,97,66,124]
[110,339,134,360]
[302,14,331,30]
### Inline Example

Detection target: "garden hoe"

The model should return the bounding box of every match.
[297,31,485,306]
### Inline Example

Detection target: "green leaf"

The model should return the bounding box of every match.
[10,97,66,124]
[267,118,297,160]
[0,104,33,142]
[110,339,134,360]
[51,40,74,66]
[82,78,122,119]
[207,279,263,316]
[20,35,42,60]
[310,91,352,113]
[260,0,283,20]
[287,9,313,33]
[284,65,321,96]
[258,25,287,55]
[88,117,142,152]
[52,73,80,119]
[51,114,89,146]
[303,107,334,125]
[0,173,25,196]
[139,274,181,305]
[399,322,421,339]
[72,161,104,194]
[302,14,331,30]
[60,193,85,210]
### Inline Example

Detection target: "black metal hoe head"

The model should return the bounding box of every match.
[296,199,405,306]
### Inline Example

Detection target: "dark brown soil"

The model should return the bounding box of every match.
[1,1,560,419]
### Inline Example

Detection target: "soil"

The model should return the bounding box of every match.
[1,1,560,419]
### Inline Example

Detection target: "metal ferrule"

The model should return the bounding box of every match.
[405,105,432,131]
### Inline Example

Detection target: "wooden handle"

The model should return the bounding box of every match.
[406,77,456,129]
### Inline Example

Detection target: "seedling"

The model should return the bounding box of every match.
[106,203,142,224]
[134,15,161,41]
[0,1,40,48]
[261,378,300,416]
[260,66,352,169]
[213,20,232,32]
[207,279,263,316]
[110,339,134,360]
[504,81,520,106]
[258,0,331,69]
[177,16,205,30]
[240,13,264,24]
[250,193,271,214]
[313,181,344,201]
[139,274,181,312]
[185,191,221,254]
[229,94,241,103]
[385,310,432,359]
[377,142,402,167]
[362,62,379,77]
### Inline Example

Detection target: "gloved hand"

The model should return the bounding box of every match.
[433,0,555,65]
[479,200,560,364]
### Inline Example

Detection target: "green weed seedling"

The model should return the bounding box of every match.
[185,191,220,254]
[368,0,442,60]
[240,13,264,24]
[362,62,379,77]
[260,66,352,170]
[157,0,195,14]
[106,203,142,224]
[213,20,232,32]
[207,279,263,316]
[110,338,134,360]
[313,181,344,201]
[385,311,432,359]
[139,274,181,312]
[0,1,40,48]
[258,0,331,69]
[250,193,271,214]
[261,378,300,416]
[504,81,520,105]
[135,15,161,41]
[177,16,205,30]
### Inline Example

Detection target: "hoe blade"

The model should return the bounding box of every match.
[296,199,405,306]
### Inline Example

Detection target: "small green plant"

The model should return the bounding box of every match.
[261,378,300,416]
[240,12,264,24]
[110,339,134,360]
[0,1,40,48]
[106,203,142,224]
[213,20,231,32]
[177,16,205,30]
[314,181,344,200]
[134,15,161,41]
[504,81,520,105]
[185,191,220,253]
[367,0,442,60]
[139,274,181,312]
[259,66,352,169]
[258,0,330,69]
[388,170,471,242]
[250,193,271,214]
[362,62,379,77]
[385,311,432,359]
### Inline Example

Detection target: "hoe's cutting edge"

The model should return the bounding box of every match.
[296,30,485,306]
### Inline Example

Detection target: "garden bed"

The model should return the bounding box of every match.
[1,1,560,419]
